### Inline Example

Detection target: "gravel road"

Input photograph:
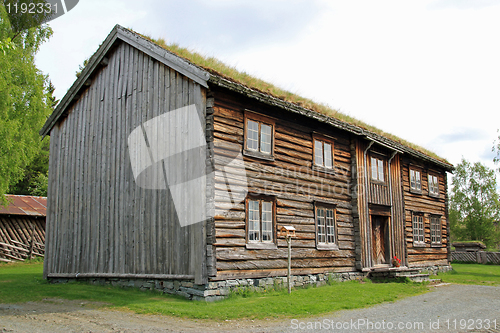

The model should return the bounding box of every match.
[1,284,499,333]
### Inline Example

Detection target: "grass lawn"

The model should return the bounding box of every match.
[436,262,500,285]
[0,261,429,320]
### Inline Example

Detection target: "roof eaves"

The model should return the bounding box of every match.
[40,25,210,137]
[208,75,454,172]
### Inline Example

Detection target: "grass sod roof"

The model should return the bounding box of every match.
[140,34,450,167]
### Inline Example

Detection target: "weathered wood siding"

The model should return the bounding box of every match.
[44,41,207,283]
[402,159,448,267]
[352,140,405,268]
[211,90,355,280]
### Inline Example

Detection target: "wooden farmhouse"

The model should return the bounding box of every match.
[41,25,453,299]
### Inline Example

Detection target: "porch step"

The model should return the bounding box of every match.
[368,267,430,282]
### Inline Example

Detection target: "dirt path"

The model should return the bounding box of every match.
[1,284,500,332]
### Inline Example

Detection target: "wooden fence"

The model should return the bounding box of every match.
[0,215,45,262]
[452,251,500,265]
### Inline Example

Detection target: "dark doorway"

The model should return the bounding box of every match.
[371,215,390,265]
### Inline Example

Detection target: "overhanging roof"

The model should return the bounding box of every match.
[40,25,453,172]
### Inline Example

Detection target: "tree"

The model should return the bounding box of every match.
[0,5,53,204]
[494,129,500,173]
[449,158,500,248]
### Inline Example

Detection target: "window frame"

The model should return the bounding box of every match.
[412,212,425,247]
[370,155,385,183]
[314,201,338,250]
[409,168,422,194]
[245,195,277,249]
[428,173,439,198]
[243,111,275,161]
[430,215,442,246]
[312,133,335,173]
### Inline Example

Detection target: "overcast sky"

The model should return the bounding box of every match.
[35,0,500,176]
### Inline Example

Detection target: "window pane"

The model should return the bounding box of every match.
[419,216,424,242]
[324,143,333,169]
[317,208,326,244]
[371,157,378,180]
[260,124,272,154]
[247,120,259,151]
[326,208,335,244]
[410,170,416,189]
[248,200,260,241]
[416,171,421,191]
[261,201,273,242]
[378,159,384,182]
[315,141,324,166]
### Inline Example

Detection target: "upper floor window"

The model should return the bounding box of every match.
[246,197,276,249]
[244,111,275,160]
[410,169,422,193]
[412,213,425,246]
[315,203,338,250]
[428,174,439,197]
[430,215,442,245]
[371,156,385,182]
[314,137,334,170]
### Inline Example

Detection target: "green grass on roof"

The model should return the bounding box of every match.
[140,33,448,164]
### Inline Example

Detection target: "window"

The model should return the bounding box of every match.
[246,197,275,248]
[371,157,385,182]
[431,215,441,245]
[410,169,422,192]
[244,112,275,159]
[428,174,439,197]
[315,204,337,250]
[314,139,334,169]
[412,214,425,246]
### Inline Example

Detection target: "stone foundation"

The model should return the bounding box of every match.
[48,265,452,301]
[48,271,366,302]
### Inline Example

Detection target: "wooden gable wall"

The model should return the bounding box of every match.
[44,41,207,283]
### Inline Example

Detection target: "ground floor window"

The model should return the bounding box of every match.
[315,203,337,250]
[412,213,424,246]
[247,197,275,244]
[430,215,442,245]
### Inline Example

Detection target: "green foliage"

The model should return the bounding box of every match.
[0,262,428,320]
[449,158,500,247]
[494,129,500,173]
[437,263,500,285]
[0,5,53,204]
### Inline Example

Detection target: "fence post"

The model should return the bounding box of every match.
[28,222,35,260]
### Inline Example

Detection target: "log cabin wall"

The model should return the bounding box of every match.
[44,41,207,283]
[210,88,356,281]
[402,158,449,267]
[352,140,405,269]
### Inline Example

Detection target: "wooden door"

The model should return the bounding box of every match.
[371,215,389,265]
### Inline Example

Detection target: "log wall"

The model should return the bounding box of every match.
[0,215,45,262]
[44,41,207,283]
[211,89,356,280]
[402,159,449,267]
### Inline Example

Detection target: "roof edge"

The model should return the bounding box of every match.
[40,25,210,137]
[208,75,454,172]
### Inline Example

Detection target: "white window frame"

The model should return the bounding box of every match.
[371,156,385,182]
[315,203,338,250]
[314,139,334,170]
[430,215,442,245]
[410,169,422,192]
[428,174,439,197]
[244,112,275,159]
[412,213,425,246]
[246,197,275,248]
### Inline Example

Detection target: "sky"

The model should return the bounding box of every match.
[35,0,500,177]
